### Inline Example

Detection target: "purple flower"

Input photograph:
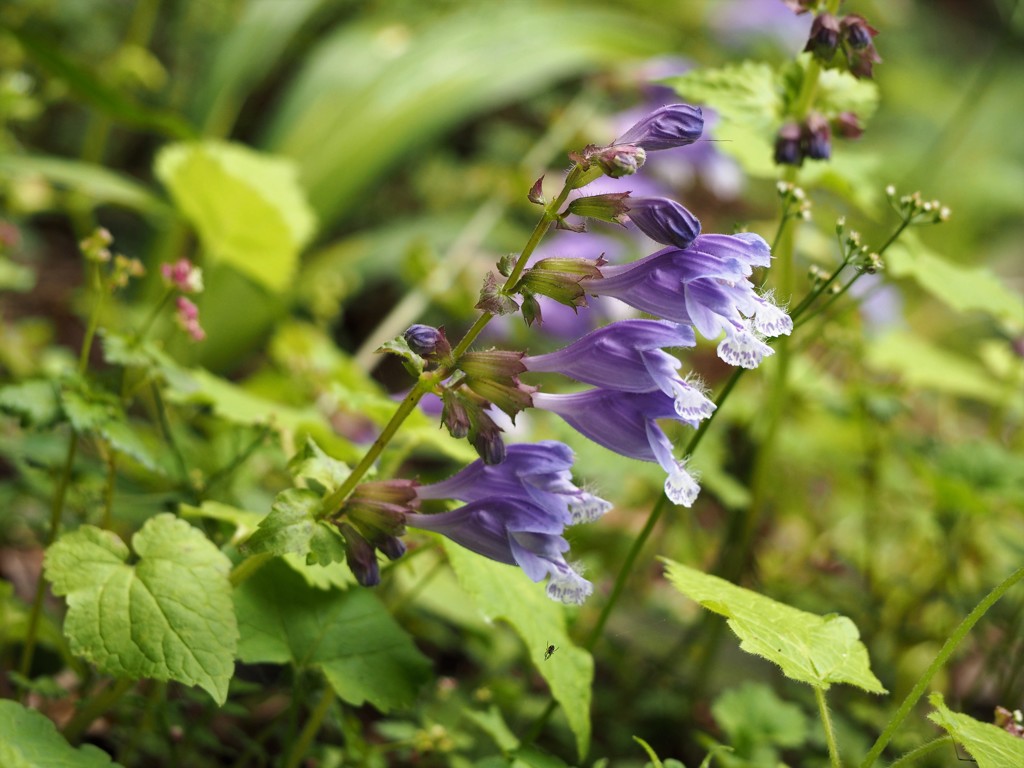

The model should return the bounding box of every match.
[627,197,702,249]
[614,104,704,151]
[581,233,790,368]
[532,389,701,507]
[407,498,593,604]
[523,320,714,423]
[416,441,611,524]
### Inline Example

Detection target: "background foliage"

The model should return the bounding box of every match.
[1,0,1022,766]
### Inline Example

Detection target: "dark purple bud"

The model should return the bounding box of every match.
[840,14,878,50]
[377,536,407,561]
[528,176,545,205]
[841,15,881,79]
[469,408,506,465]
[804,13,840,61]
[337,522,380,586]
[614,104,704,151]
[566,192,631,225]
[441,389,471,438]
[774,122,804,166]
[627,197,701,249]
[404,324,451,360]
[834,111,863,139]
[803,114,831,160]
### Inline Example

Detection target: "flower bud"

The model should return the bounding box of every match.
[441,388,471,438]
[803,113,831,160]
[804,13,840,61]
[161,258,204,294]
[593,145,646,178]
[468,407,506,465]
[774,122,803,166]
[833,111,863,139]
[626,197,701,249]
[337,522,379,586]
[614,104,704,151]
[840,15,881,79]
[404,324,452,361]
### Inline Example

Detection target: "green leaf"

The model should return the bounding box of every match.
[0,155,174,218]
[44,514,238,704]
[181,500,355,589]
[0,700,124,768]
[0,380,60,426]
[154,140,316,292]
[288,437,351,493]
[866,331,1018,407]
[442,540,593,759]
[662,560,885,693]
[815,65,879,119]
[887,237,1024,329]
[711,681,809,750]
[59,384,161,472]
[665,61,780,177]
[241,487,335,557]
[234,559,431,711]
[929,693,1024,768]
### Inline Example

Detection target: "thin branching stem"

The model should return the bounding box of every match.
[284,684,336,768]
[816,687,843,768]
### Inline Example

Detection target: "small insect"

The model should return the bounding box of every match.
[544,643,557,660]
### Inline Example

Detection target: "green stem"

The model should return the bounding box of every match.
[284,684,335,768]
[62,677,135,743]
[136,286,175,341]
[202,425,271,495]
[816,687,843,768]
[100,451,117,529]
[150,381,191,493]
[859,565,1024,768]
[886,736,954,768]
[318,180,574,518]
[229,551,274,587]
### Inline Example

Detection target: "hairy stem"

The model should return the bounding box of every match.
[816,687,843,768]
[284,684,336,768]
[859,565,1024,768]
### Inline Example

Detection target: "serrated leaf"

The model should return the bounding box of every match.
[44,514,238,704]
[376,335,425,378]
[234,559,431,711]
[288,437,351,493]
[887,237,1024,329]
[181,500,355,589]
[929,693,1024,767]
[155,140,316,292]
[0,700,124,768]
[815,64,879,119]
[663,560,885,693]
[241,487,325,555]
[0,380,60,426]
[443,540,593,759]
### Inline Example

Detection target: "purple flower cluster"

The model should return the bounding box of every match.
[407,441,610,604]
[392,104,790,601]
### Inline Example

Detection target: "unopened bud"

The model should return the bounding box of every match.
[626,196,701,249]
[404,324,451,361]
[614,103,704,151]
[774,123,803,166]
[805,13,840,61]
